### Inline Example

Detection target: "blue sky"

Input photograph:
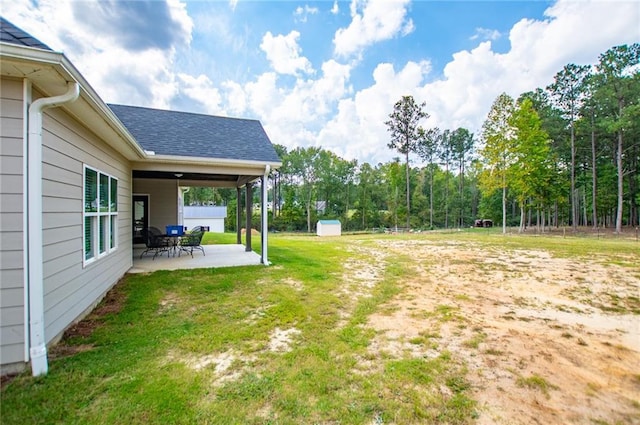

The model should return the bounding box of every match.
[4,0,639,164]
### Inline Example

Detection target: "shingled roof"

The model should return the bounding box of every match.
[0,17,51,50]
[109,104,281,164]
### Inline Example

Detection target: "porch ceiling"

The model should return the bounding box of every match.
[132,170,257,188]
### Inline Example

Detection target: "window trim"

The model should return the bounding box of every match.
[83,165,118,266]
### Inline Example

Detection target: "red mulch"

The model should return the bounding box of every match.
[53,280,128,351]
[2,279,129,388]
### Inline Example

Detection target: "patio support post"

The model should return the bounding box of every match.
[236,186,242,244]
[261,165,270,265]
[245,183,252,252]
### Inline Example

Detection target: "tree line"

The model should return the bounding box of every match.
[187,43,639,233]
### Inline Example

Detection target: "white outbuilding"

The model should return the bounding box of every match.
[317,220,341,237]
[183,206,227,233]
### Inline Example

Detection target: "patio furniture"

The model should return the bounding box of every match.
[140,227,170,259]
[178,226,206,257]
[165,225,186,236]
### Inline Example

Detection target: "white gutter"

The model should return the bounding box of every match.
[261,165,271,266]
[133,154,282,170]
[27,82,80,377]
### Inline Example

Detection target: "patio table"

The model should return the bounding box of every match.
[162,234,181,257]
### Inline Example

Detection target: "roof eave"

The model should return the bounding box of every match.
[0,42,146,161]
[136,154,282,170]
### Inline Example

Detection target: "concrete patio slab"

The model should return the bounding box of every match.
[129,244,262,273]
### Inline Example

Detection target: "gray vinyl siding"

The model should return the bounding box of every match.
[40,106,133,345]
[133,179,178,230]
[0,77,26,367]
[0,78,136,370]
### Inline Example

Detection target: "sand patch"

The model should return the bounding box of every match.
[365,239,640,425]
[336,243,388,327]
[268,327,301,352]
[165,349,254,387]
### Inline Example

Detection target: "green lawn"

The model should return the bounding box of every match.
[1,231,637,424]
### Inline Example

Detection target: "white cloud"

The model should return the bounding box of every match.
[193,7,248,54]
[321,0,640,163]
[419,0,640,139]
[1,0,73,52]
[227,58,353,151]
[221,80,248,115]
[2,0,192,109]
[243,72,283,119]
[470,27,501,41]
[177,74,224,114]
[331,1,340,15]
[317,61,431,162]
[333,0,414,58]
[244,60,352,128]
[4,0,639,166]
[260,31,314,76]
[294,5,319,23]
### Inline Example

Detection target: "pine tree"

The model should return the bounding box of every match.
[386,96,429,229]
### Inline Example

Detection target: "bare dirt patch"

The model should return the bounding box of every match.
[165,349,254,387]
[267,327,301,352]
[49,282,128,358]
[336,244,388,327]
[363,239,640,425]
[158,291,182,314]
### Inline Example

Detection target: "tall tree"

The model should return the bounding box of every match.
[548,63,591,231]
[596,43,640,233]
[386,95,429,229]
[271,144,288,219]
[357,162,375,229]
[338,158,358,227]
[509,98,553,232]
[479,93,516,234]
[578,74,601,228]
[519,89,568,228]
[286,146,321,233]
[450,127,475,227]
[417,127,440,228]
[316,149,342,216]
[439,129,453,228]
[381,159,404,229]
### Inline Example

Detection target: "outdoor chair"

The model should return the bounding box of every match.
[140,227,170,259]
[178,226,206,257]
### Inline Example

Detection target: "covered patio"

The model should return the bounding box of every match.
[129,244,261,273]
[109,104,282,268]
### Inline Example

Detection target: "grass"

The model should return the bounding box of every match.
[463,332,487,349]
[2,230,637,424]
[516,374,558,398]
[1,233,477,424]
[420,304,465,323]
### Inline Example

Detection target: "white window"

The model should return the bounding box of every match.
[84,165,118,265]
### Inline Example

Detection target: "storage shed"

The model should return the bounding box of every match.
[317,220,341,237]
[183,206,227,233]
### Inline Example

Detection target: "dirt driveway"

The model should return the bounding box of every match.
[358,238,639,424]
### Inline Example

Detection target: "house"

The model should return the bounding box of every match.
[0,18,281,376]
[317,220,342,237]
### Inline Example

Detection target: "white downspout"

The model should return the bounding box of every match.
[261,165,270,265]
[27,82,80,376]
[23,80,32,364]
